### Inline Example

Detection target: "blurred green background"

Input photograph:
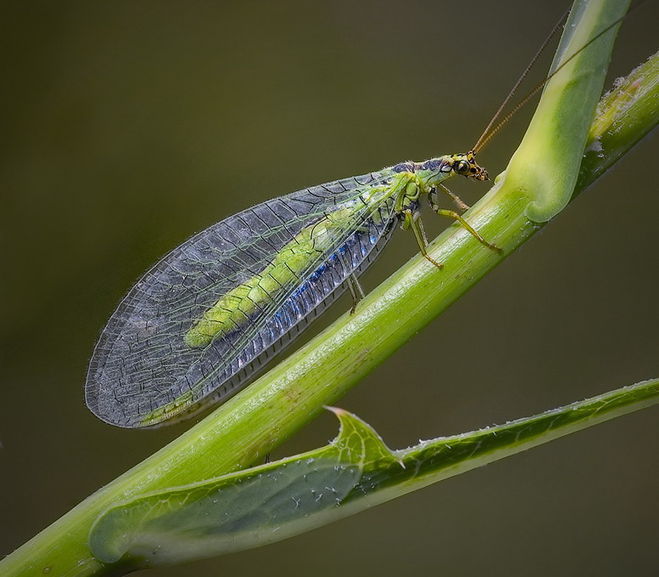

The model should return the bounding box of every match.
[1,1,657,575]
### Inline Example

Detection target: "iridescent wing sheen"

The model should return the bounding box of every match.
[86,168,401,427]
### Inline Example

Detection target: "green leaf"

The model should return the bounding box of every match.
[90,379,659,567]
[89,408,397,564]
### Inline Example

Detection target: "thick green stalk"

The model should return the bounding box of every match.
[3,4,656,577]
[578,50,659,189]
[515,0,630,221]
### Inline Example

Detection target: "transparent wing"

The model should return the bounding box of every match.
[86,167,401,427]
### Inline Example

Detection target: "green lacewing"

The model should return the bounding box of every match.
[86,151,494,428]
[85,7,622,428]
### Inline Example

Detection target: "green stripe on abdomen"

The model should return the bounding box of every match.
[184,208,354,348]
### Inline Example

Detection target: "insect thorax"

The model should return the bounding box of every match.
[393,151,488,193]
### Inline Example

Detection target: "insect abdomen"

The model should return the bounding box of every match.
[184,207,356,348]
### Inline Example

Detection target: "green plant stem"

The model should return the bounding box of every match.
[513,0,630,221]
[2,9,656,577]
[578,50,659,189]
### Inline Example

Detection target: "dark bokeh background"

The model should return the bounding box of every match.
[1,1,657,575]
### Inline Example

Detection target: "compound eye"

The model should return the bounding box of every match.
[456,160,470,173]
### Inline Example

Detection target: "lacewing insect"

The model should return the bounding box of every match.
[85,8,622,428]
[86,151,494,428]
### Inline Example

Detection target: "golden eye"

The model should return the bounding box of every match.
[456,161,469,173]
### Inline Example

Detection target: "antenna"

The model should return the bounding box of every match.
[471,8,570,154]
[472,5,636,155]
